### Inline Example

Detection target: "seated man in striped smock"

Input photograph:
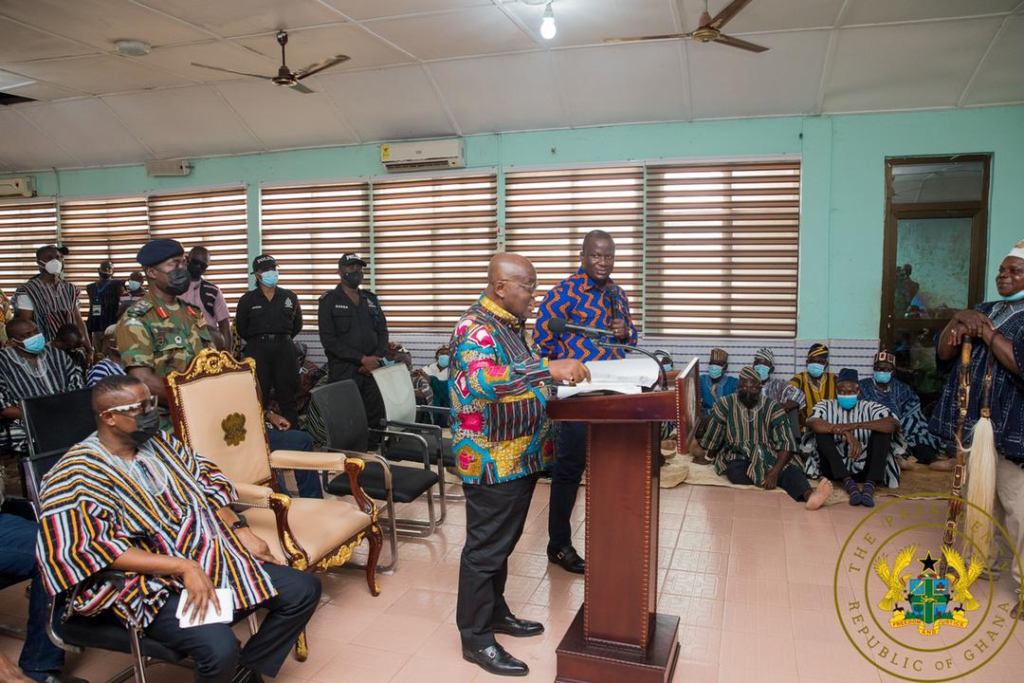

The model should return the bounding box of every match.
[700,367,832,510]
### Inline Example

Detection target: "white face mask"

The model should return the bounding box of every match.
[40,259,63,275]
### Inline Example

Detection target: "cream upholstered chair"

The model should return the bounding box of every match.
[165,349,382,661]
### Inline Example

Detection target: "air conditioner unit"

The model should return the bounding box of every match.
[0,176,35,198]
[381,139,465,173]
[145,158,192,177]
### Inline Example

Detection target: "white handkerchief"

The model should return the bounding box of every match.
[175,587,234,628]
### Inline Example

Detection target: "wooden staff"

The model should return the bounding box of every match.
[941,339,973,550]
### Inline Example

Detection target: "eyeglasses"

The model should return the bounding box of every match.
[501,280,538,294]
[104,395,158,415]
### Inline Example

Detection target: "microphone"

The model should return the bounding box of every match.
[609,288,620,322]
[548,317,611,340]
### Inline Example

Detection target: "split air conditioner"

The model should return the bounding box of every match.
[145,158,192,177]
[381,139,465,173]
[0,176,35,198]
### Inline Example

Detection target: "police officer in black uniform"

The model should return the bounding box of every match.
[235,254,303,425]
[318,253,388,446]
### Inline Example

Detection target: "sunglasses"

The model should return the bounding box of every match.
[104,395,158,415]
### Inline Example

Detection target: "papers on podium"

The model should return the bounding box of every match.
[555,357,661,399]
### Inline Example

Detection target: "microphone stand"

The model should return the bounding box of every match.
[595,340,669,391]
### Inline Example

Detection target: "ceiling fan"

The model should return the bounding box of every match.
[605,0,768,53]
[191,30,350,94]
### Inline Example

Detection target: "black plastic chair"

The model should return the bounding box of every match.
[311,380,441,568]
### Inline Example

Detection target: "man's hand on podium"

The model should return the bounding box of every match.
[550,359,591,386]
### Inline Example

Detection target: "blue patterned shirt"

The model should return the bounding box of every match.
[534,268,637,361]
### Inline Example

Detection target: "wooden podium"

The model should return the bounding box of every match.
[546,359,700,683]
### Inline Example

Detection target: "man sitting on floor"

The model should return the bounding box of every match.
[801,368,904,507]
[35,376,322,683]
[701,367,832,510]
[752,347,806,439]
[789,343,837,423]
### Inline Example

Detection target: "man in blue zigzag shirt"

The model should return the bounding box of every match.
[534,230,638,574]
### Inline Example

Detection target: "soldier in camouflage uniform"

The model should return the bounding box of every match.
[116,240,213,422]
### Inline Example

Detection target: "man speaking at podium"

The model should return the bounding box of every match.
[535,230,638,574]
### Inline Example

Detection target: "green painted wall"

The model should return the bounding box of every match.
[11,105,1024,341]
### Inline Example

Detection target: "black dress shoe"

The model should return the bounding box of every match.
[548,545,585,574]
[462,643,529,676]
[491,614,544,637]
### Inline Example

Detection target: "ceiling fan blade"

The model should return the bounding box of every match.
[288,81,315,94]
[190,62,273,80]
[708,0,754,30]
[713,33,769,53]
[604,32,691,44]
[294,54,350,79]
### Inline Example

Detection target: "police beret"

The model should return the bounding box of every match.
[137,239,184,267]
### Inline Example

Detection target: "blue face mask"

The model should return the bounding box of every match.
[707,364,724,379]
[874,371,892,384]
[807,363,826,378]
[437,354,450,369]
[754,364,771,381]
[127,280,141,292]
[837,394,858,410]
[20,333,46,355]
[258,270,279,287]
[1005,289,1024,302]
[382,358,395,367]
[663,364,673,373]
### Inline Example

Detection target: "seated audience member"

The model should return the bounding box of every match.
[52,323,88,377]
[264,409,323,499]
[752,347,805,438]
[118,270,145,314]
[801,368,903,507]
[423,344,451,403]
[292,342,326,417]
[35,376,322,683]
[701,367,832,510]
[86,325,126,387]
[859,350,948,471]
[699,348,738,416]
[789,343,838,423]
[0,319,84,425]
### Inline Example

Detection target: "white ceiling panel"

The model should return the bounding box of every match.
[689,29,830,119]
[0,0,210,50]
[964,14,1024,106]
[842,0,1020,26]
[365,6,538,61]
[0,109,80,169]
[234,23,412,72]
[133,0,344,37]
[322,1,494,22]
[143,41,277,82]
[4,55,193,95]
[678,0,845,33]
[316,65,457,141]
[553,42,688,126]
[18,98,150,166]
[0,17,98,62]
[215,78,360,148]
[824,18,1003,112]
[103,86,261,157]
[507,0,678,47]
[428,51,568,134]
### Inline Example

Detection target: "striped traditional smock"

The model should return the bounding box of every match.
[800,399,906,488]
[699,394,798,485]
[789,371,837,420]
[35,432,277,628]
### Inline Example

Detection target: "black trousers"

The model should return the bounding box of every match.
[723,459,811,502]
[145,563,321,683]
[815,432,891,483]
[246,336,300,426]
[458,474,539,650]
[549,421,586,551]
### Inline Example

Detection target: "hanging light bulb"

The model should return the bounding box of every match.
[540,2,557,40]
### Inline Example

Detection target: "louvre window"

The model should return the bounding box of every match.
[504,167,644,325]
[644,161,800,338]
[0,199,58,303]
[259,182,371,316]
[372,174,498,330]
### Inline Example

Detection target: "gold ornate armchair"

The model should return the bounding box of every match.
[165,349,382,660]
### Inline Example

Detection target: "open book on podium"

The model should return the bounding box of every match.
[554,357,662,399]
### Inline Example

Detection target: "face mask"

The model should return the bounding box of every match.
[663,363,673,373]
[19,333,46,355]
[754,364,771,381]
[807,363,826,378]
[1005,289,1024,302]
[127,409,161,445]
[381,358,395,367]
[187,260,207,279]
[837,394,858,410]
[259,270,279,288]
[41,259,62,275]
[99,271,112,280]
[707,364,724,379]
[874,371,892,384]
[437,354,450,369]
[343,271,364,288]
[166,268,190,296]
[127,280,141,292]
[738,390,760,408]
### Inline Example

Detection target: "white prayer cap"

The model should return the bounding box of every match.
[1007,239,1024,261]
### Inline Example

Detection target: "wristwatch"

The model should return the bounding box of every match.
[230,513,249,531]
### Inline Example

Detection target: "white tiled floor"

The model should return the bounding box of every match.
[2,481,1023,682]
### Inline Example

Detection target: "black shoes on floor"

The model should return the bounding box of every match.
[491,614,544,637]
[547,545,585,574]
[462,642,529,676]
